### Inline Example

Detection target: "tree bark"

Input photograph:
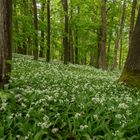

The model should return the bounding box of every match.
[119,7,140,89]
[112,0,126,70]
[75,6,80,64]
[75,29,79,64]
[46,0,51,62]
[96,28,101,68]
[90,50,94,66]
[68,0,74,63]
[107,33,112,68]
[62,0,69,64]
[0,0,12,88]
[40,3,45,58]
[129,0,137,48]
[119,37,123,69]
[100,0,107,70]
[33,0,38,60]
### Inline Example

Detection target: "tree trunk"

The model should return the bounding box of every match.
[119,37,123,69]
[107,33,112,68]
[62,0,69,64]
[69,0,74,63]
[69,28,74,63]
[46,0,51,62]
[40,3,45,58]
[33,0,38,60]
[100,0,107,70]
[129,0,137,48]
[96,28,101,68]
[90,50,94,66]
[119,7,140,88]
[112,0,126,70]
[75,6,80,64]
[75,30,79,64]
[0,0,12,88]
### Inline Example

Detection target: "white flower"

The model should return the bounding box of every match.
[115,114,122,119]
[59,99,64,103]
[48,96,53,101]
[16,135,20,138]
[126,110,132,116]
[80,125,88,130]
[118,103,128,109]
[25,136,28,140]
[125,96,132,102]
[93,114,98,120]
[21,103,27,108]
[51,128,59,134]
[26,113,30,118]
[74,113,81,119]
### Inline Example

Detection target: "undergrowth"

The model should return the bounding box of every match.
[0,55,140,140]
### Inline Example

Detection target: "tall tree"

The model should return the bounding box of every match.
[40,2,45,58]
[69,0,74,64]
[112,0,126,70]
[100,0,107,70]
[75,6,80,64]
[129,0,137,48]
[62,0,69,64]
[46,0,51,62]
[119,7,140,88]
[33,0,38,60]
[0,0,12,88]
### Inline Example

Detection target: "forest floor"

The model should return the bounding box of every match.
[0,54,140,139]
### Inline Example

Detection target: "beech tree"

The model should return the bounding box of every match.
[112,0,126,70]
[62,0,69,64]
[0,0,12,88]
[100,0,107,70]
[46,0,51,62]
[119,7,140,88]
[129,0,137,48]
[33,0,38,60]
[39,2,45,58]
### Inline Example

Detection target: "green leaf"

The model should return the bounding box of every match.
[34,131,48,140]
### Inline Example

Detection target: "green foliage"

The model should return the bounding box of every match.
[1,55,140,139]
[12,0,134,65]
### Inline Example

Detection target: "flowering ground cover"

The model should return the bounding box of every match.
[0,55,140,140]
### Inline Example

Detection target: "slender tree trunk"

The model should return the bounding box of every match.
[0,0,12,88]
[27,3,33,56]
[75,30,79,64]
[107,33,112,68]
[81,54,86,65]
[129,0,137,48]
[69,0,73,63]
[0,32,4,87]
[69,24,74,63]
[13,0,20,53]
[69,28,74,63]
[96,29,101,68]
[90,50,94,66]
[46,0,51,62]
[119,37,123,69]
[33,0,38,60]
[112,0,126,70]
[27,36,32,55]
[62,0,69,64]
[22,0,27,55]
[119,7,140,88]
[75,6,80,64]
[100,0,107,70]
[40,3,45,58]
[22,27,27,54]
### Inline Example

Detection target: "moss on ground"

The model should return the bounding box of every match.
[118,68,140,89]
